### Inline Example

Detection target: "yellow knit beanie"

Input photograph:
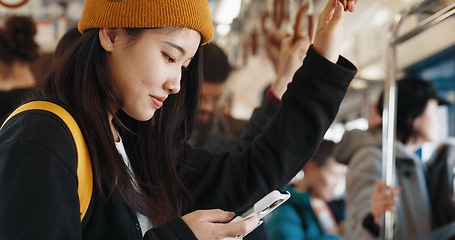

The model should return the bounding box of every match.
[78,0,213,45]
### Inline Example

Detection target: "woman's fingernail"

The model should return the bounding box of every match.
[336,0,342,9]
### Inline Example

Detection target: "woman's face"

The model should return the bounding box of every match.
[413,99,440,143]
[104,27,201,121]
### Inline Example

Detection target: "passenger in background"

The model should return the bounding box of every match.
[426,140,455,231]
[188,43,246,150]
[335,77,451,239]
[0,16,39,122]
[266,139,347,240]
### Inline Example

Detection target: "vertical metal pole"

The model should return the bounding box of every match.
[381,41,397,240]
[382,8,405,240]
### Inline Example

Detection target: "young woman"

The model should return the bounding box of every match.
[0,0,358,239]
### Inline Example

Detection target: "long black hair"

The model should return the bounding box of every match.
[30,28,201,225]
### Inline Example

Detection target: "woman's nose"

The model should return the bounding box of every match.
[164,74,181,94]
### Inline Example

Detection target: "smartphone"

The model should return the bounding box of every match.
[230,190,291,239]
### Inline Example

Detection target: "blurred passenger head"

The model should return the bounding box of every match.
[0,16,39,79]
[304,140,346,201]
[376,77,449,145]
[197,43,231,125]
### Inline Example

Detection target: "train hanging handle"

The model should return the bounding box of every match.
[293,4,314,43]
[0,0,29,8]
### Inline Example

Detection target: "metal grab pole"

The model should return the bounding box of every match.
[381,54,397,239]
[382,12,400,239]
[383,0,455,239]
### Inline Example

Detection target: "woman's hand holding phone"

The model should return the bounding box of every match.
[181,209,259,240]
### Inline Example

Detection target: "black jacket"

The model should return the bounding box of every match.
[0,46,356,239]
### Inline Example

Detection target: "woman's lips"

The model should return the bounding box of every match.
[151,96,165,108]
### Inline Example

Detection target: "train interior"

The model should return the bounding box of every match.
[1,0,455,237]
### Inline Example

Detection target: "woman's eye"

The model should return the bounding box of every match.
[162,52,175,64]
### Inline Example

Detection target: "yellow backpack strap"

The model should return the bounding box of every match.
[1,101,92,222]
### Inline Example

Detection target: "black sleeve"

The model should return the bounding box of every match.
[143,217,197,239]
[0,111,81,240]
[181,46,357,215]
[235,92,280,151]
[362,213,380,237]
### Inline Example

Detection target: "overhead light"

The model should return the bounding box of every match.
[213,0,241,24]
[373,8,391,26]
[216,23,231,36]
[359,63,385,80]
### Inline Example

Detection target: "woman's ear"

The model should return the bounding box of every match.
[99,28,119,52]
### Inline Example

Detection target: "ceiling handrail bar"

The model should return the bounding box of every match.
[393,2,455,45]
